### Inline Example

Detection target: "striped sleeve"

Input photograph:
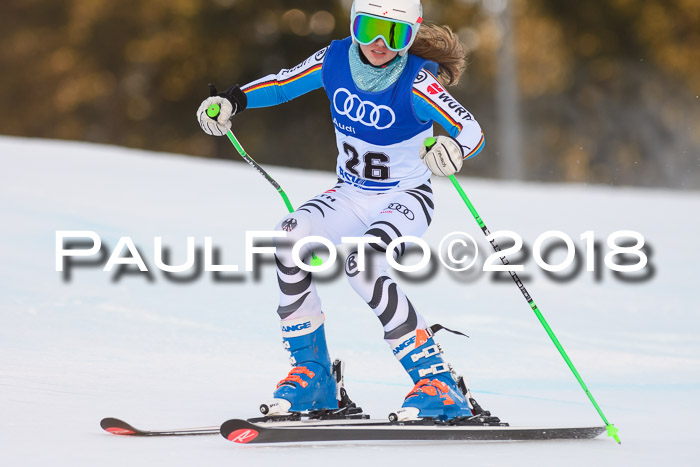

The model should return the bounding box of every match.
[412,70,485,160]
[242,46,328,108]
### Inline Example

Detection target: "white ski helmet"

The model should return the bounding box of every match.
[350,0,423,55]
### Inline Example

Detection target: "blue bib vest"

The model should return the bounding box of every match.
[322,37,438,192]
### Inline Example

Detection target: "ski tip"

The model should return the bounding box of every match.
[220,419,260,444]
[100,417,138,436]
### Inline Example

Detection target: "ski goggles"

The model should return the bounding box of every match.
[352,13,418,52]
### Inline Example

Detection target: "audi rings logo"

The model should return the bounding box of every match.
[386,203,415,220]
[333,88,396,130]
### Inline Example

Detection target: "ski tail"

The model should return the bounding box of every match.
[101,418,142,436]
[100,417,219,436]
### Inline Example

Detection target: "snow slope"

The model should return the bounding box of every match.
[1,136,699,466]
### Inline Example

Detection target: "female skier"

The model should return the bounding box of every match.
[197,0,485,421]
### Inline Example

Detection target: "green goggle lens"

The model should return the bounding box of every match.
[352,14,414,51]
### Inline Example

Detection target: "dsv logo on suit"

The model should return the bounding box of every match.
[333,88,396,130]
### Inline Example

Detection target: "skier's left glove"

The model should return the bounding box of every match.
[420,136,464,177]
[196,84,247,136]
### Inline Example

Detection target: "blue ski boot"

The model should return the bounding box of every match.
[260,314,339,415]
[389,328,474,421]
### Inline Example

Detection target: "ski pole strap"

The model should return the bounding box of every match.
[429,324,469,339]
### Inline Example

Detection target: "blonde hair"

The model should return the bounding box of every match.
[409,23,467,86]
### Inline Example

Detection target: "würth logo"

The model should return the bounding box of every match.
[227,428,259,443]
[427,83,444,95]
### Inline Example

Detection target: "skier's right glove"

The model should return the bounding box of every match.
[197,84,247,136]
[420,135,464,177]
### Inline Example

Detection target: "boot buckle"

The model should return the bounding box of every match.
[410,344,442,362]
[418,363,449,377]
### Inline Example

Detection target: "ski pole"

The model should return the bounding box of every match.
[434,151,619,443]
[206,102,322,266]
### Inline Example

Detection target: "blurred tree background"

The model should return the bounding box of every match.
[1,0,698,189]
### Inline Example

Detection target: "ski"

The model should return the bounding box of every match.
[100,417,220,437]
[98,410,370,437]
[220,418,606,444]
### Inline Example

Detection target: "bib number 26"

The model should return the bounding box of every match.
[343,142,390,181]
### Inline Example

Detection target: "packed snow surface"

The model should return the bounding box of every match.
[1,136,699,465]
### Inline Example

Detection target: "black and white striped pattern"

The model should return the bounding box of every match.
[346,217,425,341]
[273,212,323,321]
[403,183,434,226]
[297,183,341,219]
[275,255,316,319]
[273,182,433,336]
[366,275,419,340]
[365,220,404,256]
[297,199,336,218]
